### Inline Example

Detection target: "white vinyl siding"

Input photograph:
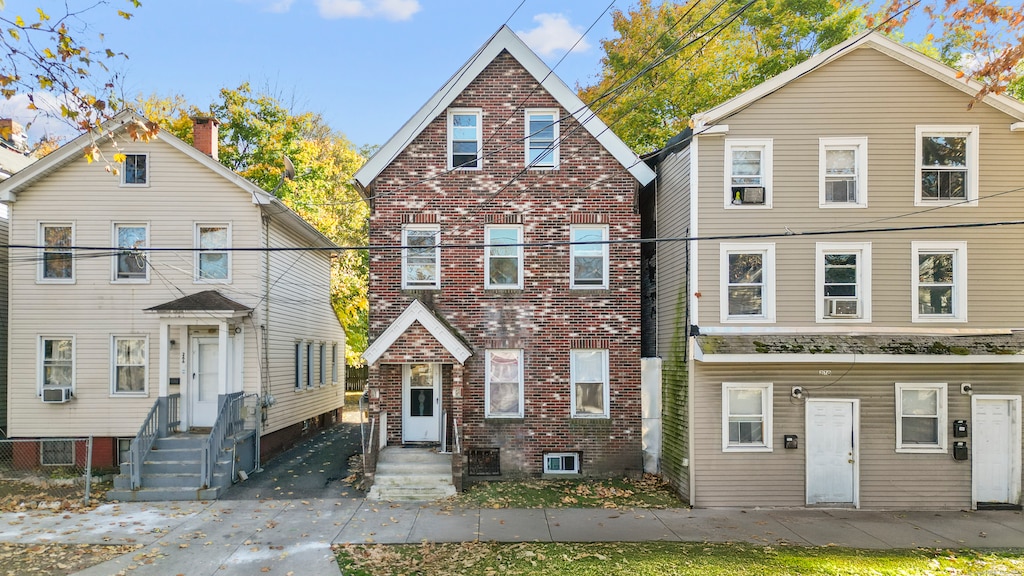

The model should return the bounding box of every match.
[402,224,440,289]
[570,225,608,289]
[525,109,559,168]
[915,125,979,206]
[912,241,967,322]
[725,139,772,208]
[819,137,868,207]
[485,349,523,418]
[720,243,775,323]
[722,382,772,452]
[895,383,948,453]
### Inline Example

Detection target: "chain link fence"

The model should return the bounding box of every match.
[0,438,105,509]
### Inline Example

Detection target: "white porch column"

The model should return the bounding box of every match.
[159,321,170,397]
[218,320,229,396]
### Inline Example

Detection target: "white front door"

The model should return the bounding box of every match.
[973,395,1022,508]
[806,399,858,506]
[189,336,220,427]
[403,363,440,442]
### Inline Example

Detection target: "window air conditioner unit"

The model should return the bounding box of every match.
[42,387,73,403]
[733,186,765,205]
[826,298,859,318]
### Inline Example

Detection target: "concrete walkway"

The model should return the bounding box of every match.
[0,499,1019,575]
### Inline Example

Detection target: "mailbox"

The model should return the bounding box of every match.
[953,419,968,437]
[953,441,968,461]
[784,434,798,449]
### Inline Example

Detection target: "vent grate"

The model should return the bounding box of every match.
[467,448,500,476]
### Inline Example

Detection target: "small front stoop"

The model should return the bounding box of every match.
[367,447,456,501]
[106,433,233,502]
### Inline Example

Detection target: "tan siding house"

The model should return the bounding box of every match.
[0,111,345,495]
[650,33,1024,509]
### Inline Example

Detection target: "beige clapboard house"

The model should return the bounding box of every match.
[649,33,1024,509]
[0,111,345,500]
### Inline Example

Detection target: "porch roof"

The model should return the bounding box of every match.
[362,299,473,365]
[144,290,252,319]
[694,332,1024,364]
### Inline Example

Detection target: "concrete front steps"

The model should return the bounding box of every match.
[367,446,456,501]
[106,433,233,502]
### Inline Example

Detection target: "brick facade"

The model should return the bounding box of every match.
[364,49,645,479]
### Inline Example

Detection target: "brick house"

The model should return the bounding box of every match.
[354,26,655,489]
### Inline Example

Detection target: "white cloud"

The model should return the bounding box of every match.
[315,0,420,20]
[517,13,591,57]
[0,92,79,143]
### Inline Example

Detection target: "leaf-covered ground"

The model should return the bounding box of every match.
[335,541,1024,576]
[452,474,684,509]
[0,542,141,575]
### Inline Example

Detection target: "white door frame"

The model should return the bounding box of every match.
[971,394,1022,509]
[805,398,860,508]
[402,363,441,442]
[188,334,221,428]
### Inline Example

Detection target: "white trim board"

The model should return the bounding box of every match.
[362,299,472,365]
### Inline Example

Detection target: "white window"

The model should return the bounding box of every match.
[485,225,523,289]
[112,336,147,395]
[306,342,314,389]
[722,382,773,452]
[402,225,440,289]
[485,349,523,418]
[720,243,775,323]
[571,349,609,418]
[294,342,304,390]
[113,223,148,282]
[525,109,559,168]
[544,452,580,474]
[912,242,967,322]
[122,153,148,186]
[39,223,74,282]
[570,225,608,289]
[41,440,74,466]
[915,125,979,206]
[819,137,868,207]
[40,336,74,394]
[895,383,947,453]
[195,224,230,282]
[448,108,482,170]
[319,343,326,386]
[725,139,772,208]
[816,242,871,323]
[331,343,339,384]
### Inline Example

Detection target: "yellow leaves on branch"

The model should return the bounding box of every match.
[126,119,159,142]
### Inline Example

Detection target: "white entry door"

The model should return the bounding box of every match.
[403,363,440,442]
[189,337,220,427]
[806,399,859,506]
[972,395,1022,508]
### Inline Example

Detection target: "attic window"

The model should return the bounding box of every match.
[122,154,148,186]
[448,109,481,170]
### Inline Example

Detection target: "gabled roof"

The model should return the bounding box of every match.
[144,290,251,318]
[0,110,337,249]
[691,31,1024,130]
[362,299,473,365]
[354,26,656,190]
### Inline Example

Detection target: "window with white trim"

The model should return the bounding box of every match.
[816,242,871,322]
[40,337,74,394]
[448,109,481,169]
[916,125,978,206]
[725,139,772,208]
[485,225,523,289]
[819,137,868,207]
[319,342,326,386]
[722,382,772,451]
[570,225,608,289]
[39,223,73,282]
[331,343,339,384]
[113,223,148,281]
[122,153,148,186]
[195,224,230,282]
[895,383,947,452]
[112,336,147,395]
[306,342,314,389]
[294,342,304,390]
[485,349,523,418]
[912,241,967,322]
[571,349,609,418]
[525,109,559,168]
[720,243,775,322]
[402,225,440,289]
[544,452,580,474]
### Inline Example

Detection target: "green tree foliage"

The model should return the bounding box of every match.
[137,87,369,365]
[578,0,864,153]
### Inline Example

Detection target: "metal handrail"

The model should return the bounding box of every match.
[452,417,461,455]
[129,401,161,489]
[201,392,246,488]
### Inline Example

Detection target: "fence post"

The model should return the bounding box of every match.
[84,436,93,506]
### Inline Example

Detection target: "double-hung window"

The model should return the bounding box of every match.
[448,109,481,169]
[40,337,74,394]
[402,225,440,289]
[122,153,148,186]
[485,349,523,418]
[819,137,868,207]
[720,243,775,322]
[114,223,148,282]
[294,342,305,390]
[306,342,314,389]
[485,225,523,289]
[816,242,871,322]
[525,109,559,168]
[570,225,608,289]
[916,125,978,206]
[319,343,326,386]
[196,224,230,282]
[39,223,74,282]
[331,343,339,384]
[895,383,947,452]
[722,382,772,452]
[571,349,609,418]
[912,242,967,322]
[725,139,772,208]
[112,336,147,395]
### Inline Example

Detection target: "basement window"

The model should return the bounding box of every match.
[41,440,74,466]
[543,452,580,475]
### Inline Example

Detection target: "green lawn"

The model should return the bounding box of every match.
[454,474,684,509]
[335,542,1024,576]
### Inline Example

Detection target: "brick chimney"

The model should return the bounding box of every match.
[0,119,28,152]
[191,116,219,160]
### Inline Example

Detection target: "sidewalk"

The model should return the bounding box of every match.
[0,498,1019,575]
